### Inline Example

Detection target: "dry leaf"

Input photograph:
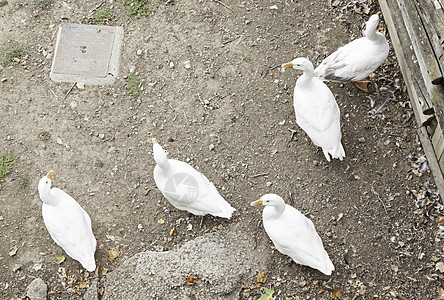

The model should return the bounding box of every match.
[169,227,176,236]
[395,291,406,300]
[102,267,109,275]
[359,285,367,295]
[186,274,198,286]
[436,261,444,273]
[158,218,165,224]
[56,256,65,264]
[257,269,267,283]
[94,266,99,278]
[78,282,88,289]
[108,246,120,262]
[331,289,342,299]
[318,289,326,294]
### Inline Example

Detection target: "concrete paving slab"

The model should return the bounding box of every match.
[50,23,123,85]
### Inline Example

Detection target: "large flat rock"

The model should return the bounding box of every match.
[102,225,255,300]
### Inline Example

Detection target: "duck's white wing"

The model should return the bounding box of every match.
[315,37,388,82]
[154,160,235,218]
[295,79,343,160]
[42,188,96,271]
[264,205,334,274]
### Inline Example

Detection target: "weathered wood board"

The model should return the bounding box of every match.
[379,0,444,195]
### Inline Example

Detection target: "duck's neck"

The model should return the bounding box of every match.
[156,159,170,170]
[265,203,285,218]
[297,69,315,87]
[40,189,59,206]
[364,25,384,42]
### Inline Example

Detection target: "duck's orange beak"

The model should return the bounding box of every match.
[46,170,53,179]
[152,138,158,145]
[281,62,293,68]
[250,199,263,206]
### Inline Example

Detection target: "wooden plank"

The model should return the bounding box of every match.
[394,0,444,132]
[380,0,444,196]
[418,126,444,195]
[432,123,444,159]
[414,0,444,82]
[379,0,435,125]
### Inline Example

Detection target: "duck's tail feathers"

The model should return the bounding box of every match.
[212,200,236,219]
[323,143,346,162]
[318,258,335,275]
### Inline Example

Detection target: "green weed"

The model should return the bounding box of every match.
[0,49,23,67]
[0,153,19,182]
[124,72,145,98]
[88,8,113,25]
[0,1,8,8]
[124,0,155,18]
[35,0,53,9]
[19,176,29,189]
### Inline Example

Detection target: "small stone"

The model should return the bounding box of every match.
[99,133,105,139]
[136,49,143,56]
[266,181,273,187]
[32,263,43,271]
[9,246,18,256]
[358,137,366,143]
[26,278,47,300]
[70,101,78,109]
[313,160,320,166]
[209,144,215,151]
[270,5,278,10]
[299,280,306,287]
[76,82,85,90]
[169,61,175,69]
[12,264,22,272]
[183,60,191,69]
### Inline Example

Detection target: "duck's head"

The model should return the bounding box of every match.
[38,170,53,198]
[250,193,285,207]
[152,138,168,165]
[365,13,380,34]
[282,57,314,73]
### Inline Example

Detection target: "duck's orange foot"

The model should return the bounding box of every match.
[352,79,370,91]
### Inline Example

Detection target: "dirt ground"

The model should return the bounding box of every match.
[1,0,443,299]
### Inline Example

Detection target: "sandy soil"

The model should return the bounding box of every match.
[0,0,443,299]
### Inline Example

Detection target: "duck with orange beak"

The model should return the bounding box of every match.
[251,194,334,275]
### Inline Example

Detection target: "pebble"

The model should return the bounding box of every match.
[137,49,143,56]
[183,60,191,69]
[358,137,365,143]
[70,101,78,109]
[26,278,47,300]
[32,263,43,271]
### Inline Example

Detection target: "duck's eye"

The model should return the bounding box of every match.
[46,181,48,184]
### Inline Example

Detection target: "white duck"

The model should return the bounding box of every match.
[314,13,389,91]
[152,138,236,218]
[282,57,345,162]
[38,170,97,272]
[251,194,334,275]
